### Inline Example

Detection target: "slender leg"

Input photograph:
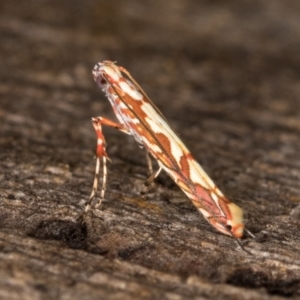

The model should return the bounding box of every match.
[145,166,163,185]
[145,151,153,176]
[95,156,107,209]
[84,155,101,213]
[82,116,164,216]
[83,117,130,214]
[94,116,130,135]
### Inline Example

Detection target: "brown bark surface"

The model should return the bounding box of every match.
[1,1,300,299]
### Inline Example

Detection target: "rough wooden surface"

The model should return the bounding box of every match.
[1,1,300,299]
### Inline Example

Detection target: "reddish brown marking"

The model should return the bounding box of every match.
[179,155,190,178]
[185,152,194,160]
[113,90,180,170]
[193,184,219,212]
[155,133,172,154]
[92,119,109,158]
[121,92,148,119]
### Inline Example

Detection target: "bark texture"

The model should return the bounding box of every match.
[1,1,300,299]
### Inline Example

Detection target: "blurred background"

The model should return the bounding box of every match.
[1,0,300,298]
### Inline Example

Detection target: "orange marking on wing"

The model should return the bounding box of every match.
[179,155,190,178]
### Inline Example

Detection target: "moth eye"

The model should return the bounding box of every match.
[97,77,107,88]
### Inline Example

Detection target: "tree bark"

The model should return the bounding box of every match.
[0,1,300,299]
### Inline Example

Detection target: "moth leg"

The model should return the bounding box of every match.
[90,116,129,135]
[84,117,130,214]
[145,151,153,176]
[145,166,163,185]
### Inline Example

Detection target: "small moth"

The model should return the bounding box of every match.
[86,60,246,239]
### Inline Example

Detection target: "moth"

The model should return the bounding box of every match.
[86,60,247,240]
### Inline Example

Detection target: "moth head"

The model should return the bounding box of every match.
[225,202,244,238]
[93,62,109,90]
[199,203,244,238]
[93,61,122,90]
[214,219,244,238]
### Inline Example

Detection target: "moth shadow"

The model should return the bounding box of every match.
[29,219,87,249]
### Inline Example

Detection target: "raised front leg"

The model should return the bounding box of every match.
[84,117,130,214]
